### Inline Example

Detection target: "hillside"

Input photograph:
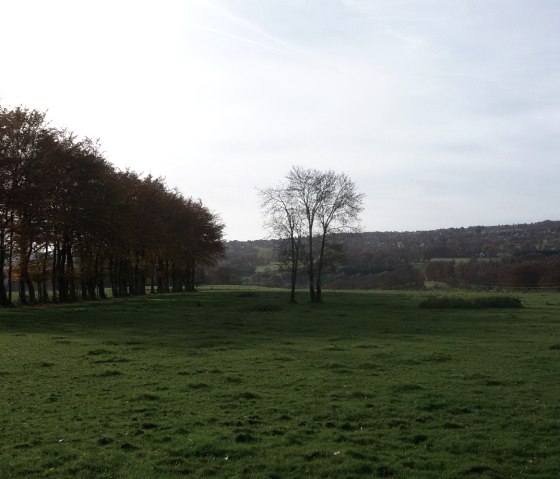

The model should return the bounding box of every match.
[204,221,560,290]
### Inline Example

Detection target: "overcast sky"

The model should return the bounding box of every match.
[1,0,559,240]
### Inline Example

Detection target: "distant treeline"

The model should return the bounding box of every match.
[206,222,560,290]
[0,105,224,306]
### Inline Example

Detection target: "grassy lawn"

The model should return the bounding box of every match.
[1,290,559,478]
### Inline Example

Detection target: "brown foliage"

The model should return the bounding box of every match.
[0,105,224,305]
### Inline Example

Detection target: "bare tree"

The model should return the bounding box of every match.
[286,167,327,301]
[261,166,364,302]
[259,185,303,303]
[314,171,364,301]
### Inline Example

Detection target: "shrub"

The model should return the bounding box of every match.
[420,295,523,309]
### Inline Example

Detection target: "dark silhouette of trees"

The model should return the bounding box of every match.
[0,106,50,305]
[312,170,364,301]
[287,167,364,302]
[0,104,224,307]
[259,185,303,303]
[260,166,364,302]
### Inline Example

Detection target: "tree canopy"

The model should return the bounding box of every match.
[0,105,224,306]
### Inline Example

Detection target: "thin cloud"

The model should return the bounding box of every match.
[194,0,302,55]
[189,22,294,55]
[384,26,426,49]
[1,0,558,240]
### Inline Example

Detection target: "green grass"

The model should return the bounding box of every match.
[1,290,560,478]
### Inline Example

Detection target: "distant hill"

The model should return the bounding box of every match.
[203,221,560,290]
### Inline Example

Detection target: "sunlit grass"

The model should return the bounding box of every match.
[1,290,559,478]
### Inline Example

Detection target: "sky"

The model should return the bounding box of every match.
[1,0,559,240]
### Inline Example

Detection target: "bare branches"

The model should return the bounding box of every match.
[259,185,303,241]
[258,184,304,302]
[259,166,364,302]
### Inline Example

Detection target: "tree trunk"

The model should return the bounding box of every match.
[150,261,155,294]
[41,243,49,303]
[57,242,68,302]
[67,243,76,301]
[0,231,11,306]
[164,260,170,293]
[190,260,196,292]
[315,231,328,303]
[138,254,146,295]
[157,257,164,293]
[95,253,107,299]
[120,258,129,296]
[51,242,58,303]
[7,213,14,304]
[87,278,96,300]
[19,245,35,305]
[170,264,177,292]
[109,258,118,297]
[290,268,297,303]
[0,270,10,306]
[19,278,27,305]
[185,262,192,292]
[308,224,315,302]
[25,273,36,304]
[81,280,88,300]
[0,251,10,307]
[97,278,107,299]
[289,236,299,304]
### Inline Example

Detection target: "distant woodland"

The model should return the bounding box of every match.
[205,221,560,291]
[0,106,224,307]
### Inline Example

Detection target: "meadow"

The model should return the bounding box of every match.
[1,289,559,478]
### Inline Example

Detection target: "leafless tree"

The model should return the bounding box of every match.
[286,167,327,301]
[314,171,364,301]
[259,185,303,303]
[261,166,364,302]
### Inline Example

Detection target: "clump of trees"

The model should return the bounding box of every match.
[0,105,224,307]
[259,166,364,302]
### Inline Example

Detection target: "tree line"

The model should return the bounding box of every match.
[425,256,560,290]
[206,221,560,291]
[0,105,224,307]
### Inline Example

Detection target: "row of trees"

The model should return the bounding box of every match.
[0,105,224,307]
[259,166,364,302]
[425,256,560,289]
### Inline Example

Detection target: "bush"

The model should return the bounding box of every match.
[420,295,523,309]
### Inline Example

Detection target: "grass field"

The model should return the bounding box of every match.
[1,290,559,478]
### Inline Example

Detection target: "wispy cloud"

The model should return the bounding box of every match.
[189,22,294,55]
[383,26,426,49]
[2,0,558,239]
[192,0,301,56]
